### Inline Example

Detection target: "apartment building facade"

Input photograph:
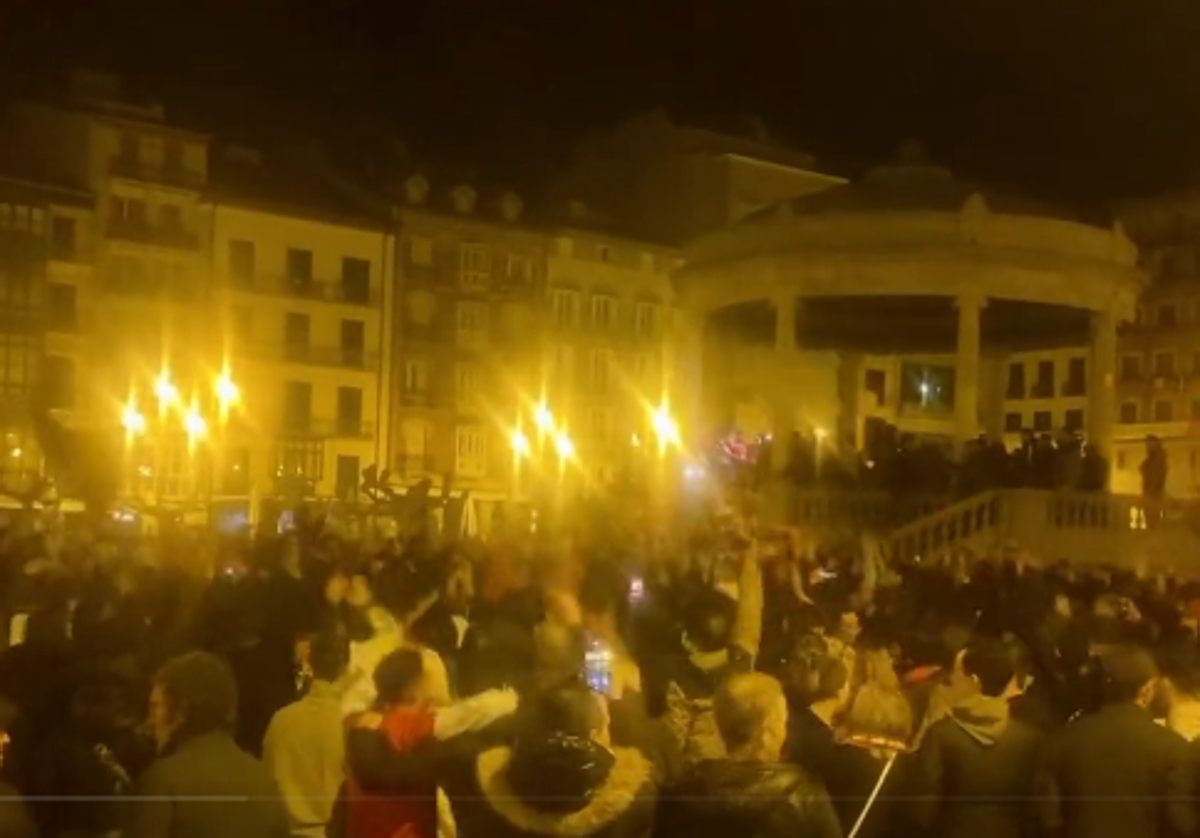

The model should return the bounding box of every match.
[208,146,394,507]
[389,176,544,526]
[543,213,678,489]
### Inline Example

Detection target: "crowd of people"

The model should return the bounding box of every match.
[0,503,1199,838]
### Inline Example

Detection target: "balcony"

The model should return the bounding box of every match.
[230,273,380,307]
[277,417,376,439]
[109,157,206,190]
[1030,381,1055,399]
[1004,384,1025,400]
[107,218,200,250]
[246,343,380,371]
[1061,380,1087,398]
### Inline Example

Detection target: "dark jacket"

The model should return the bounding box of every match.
[911,694,1043,838]
[653,759,841,838]
[127,731,289,838]
[0,779,36,838]
[785,706,837,785]
[1036,703,1196,838]
[822,744,908,838]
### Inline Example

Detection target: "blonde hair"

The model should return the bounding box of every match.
[715,672,786,752]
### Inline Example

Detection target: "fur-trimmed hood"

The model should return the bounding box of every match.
[475,744,651,837]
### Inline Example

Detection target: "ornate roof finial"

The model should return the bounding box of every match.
[896,140,928,166]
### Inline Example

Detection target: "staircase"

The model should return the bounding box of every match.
[773,485,1200,569]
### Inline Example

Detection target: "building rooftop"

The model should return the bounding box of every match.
[206,143,388,228]
[739,143,1109,229]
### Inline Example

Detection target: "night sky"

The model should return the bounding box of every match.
[3,0,1200,202]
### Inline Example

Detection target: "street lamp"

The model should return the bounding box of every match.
[534,402,553,433]
[555,432,575,460]
[215,368,240,416]
[512,429,532,458]
[155,370,179,415]
[121,402,147,435]
[650,404,681,450]
[185,405,208,442]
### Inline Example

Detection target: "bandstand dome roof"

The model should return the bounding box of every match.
[738,144,1106,229]
[679,142,1142,320]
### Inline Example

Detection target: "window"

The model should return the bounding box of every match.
[286,248,313,288]
[336,455,360,501]
[1004,413,1023,433]
[1065,409,1084,432]
[1065,358,1086,396]
[118,134,139,164]
[1033,411,1052,432]
[231,306,252,346]
[1155,400,1175,422]
[284,313,311,361]
[549,344,574,386]
[275,440,323,483]
[588,407,612,444]
[1117,452,1127,470]
[159,204,182,231]
[456,302,489,346]
[404,360,428,395]
[1155,352,1176,378]
[1006,363,1025,399]
[507,254,533,284]
[550,288,581,329]
[1120,355,1141,381]
[282,381,313,431]
[229,240,256,285]
[588,349,612,395]
[591,294,618,331]
[865,369,887,406]
[410,237,434,266]
[0,337,31,394]
[1120,402,1139,424]
[342,257,371,304]
[1159,304,1178,328]
[0,204,39,234]
[340,320,366,367]
[456,363,481,404]
[337,387,364,435]
[596,244,611,263]
[634,303,658,338]
[50,217,76,259]
[163,139,183,173]
[0,274,32,307]
[42,355,74,410]
[631,352,654,386]
[455,426,486,478]
[1033,361,1054,398]
[47,283,77,332]
[459,243,491,290]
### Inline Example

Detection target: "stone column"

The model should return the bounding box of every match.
[955,294,985,456]
[1088,309,1117,459]
[771,296,798,471]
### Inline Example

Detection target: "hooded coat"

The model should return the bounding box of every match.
[910,693,1043,838]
